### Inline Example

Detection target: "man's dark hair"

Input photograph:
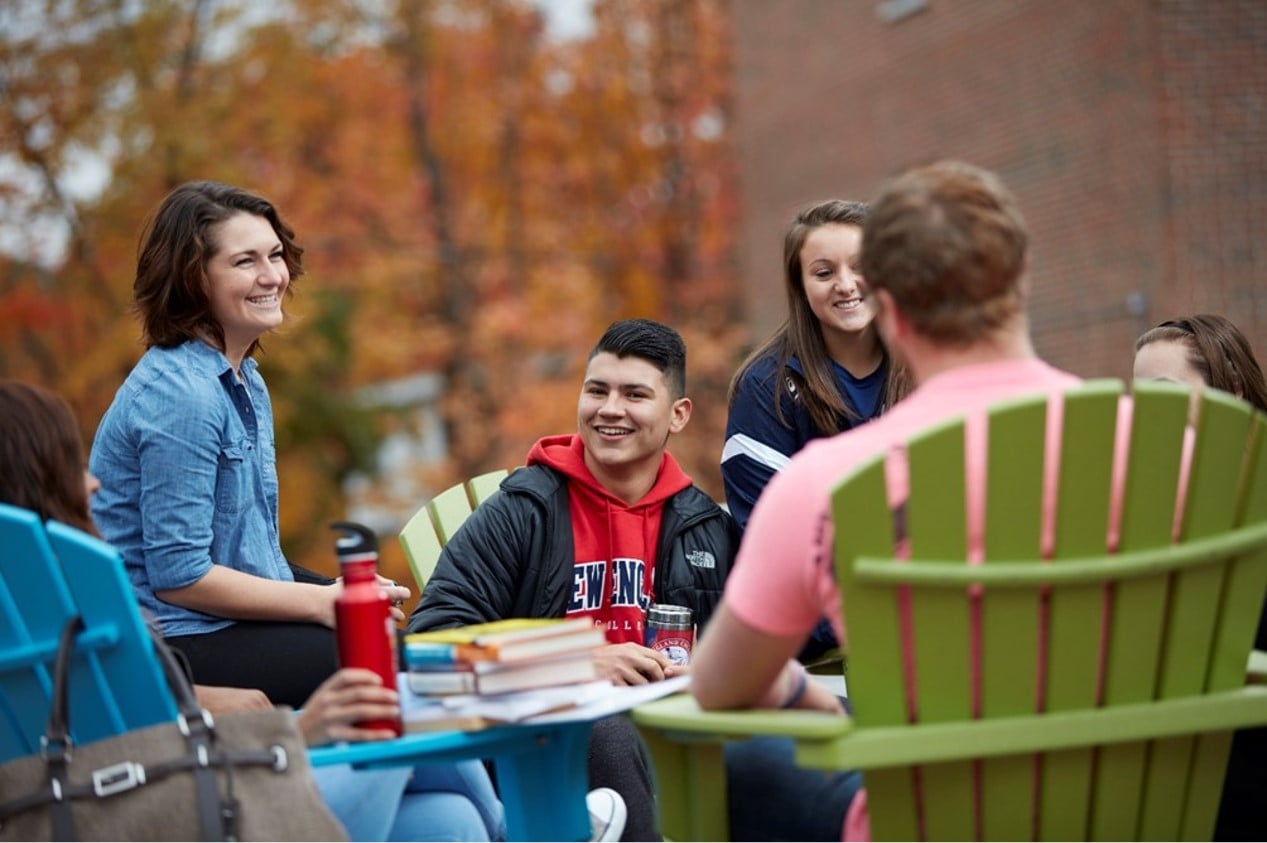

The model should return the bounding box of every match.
[589,318,687,398]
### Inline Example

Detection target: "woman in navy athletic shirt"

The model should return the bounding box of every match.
[722,199,908,662]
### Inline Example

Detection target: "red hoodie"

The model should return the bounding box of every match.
[527,434,693,644]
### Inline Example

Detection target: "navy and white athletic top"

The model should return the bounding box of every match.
[721,353,886,532]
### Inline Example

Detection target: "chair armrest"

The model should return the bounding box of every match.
[1249,649,1267,685]
[630,693,852,742]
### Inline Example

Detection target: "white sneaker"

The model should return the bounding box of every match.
[587,787,627,842]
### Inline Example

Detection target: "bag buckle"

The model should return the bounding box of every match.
[40,735,72,764]
[178,709,215,736]
[92,761,147,797]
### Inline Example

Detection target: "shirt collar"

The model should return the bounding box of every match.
[175,338,258,380]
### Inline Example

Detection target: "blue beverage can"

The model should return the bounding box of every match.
[644,604,693,666]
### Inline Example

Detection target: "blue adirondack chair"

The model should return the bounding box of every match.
[0,505,176,759]
[0,503,595,841]
[632,380,1267,840]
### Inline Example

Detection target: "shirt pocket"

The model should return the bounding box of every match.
[215,442,251,514]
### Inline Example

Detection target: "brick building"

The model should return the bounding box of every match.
[729,0,1266,380]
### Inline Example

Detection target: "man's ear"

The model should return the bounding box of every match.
[873,288,905,345]
[668,396,692,434]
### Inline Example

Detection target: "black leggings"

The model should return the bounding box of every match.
[166,621,338,710]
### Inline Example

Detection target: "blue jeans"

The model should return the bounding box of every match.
[314,759,505,842]
[725,736,862,841]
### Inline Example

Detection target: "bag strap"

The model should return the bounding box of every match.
[148,629,235,841]
[44,615,84,842]
[35,617,234,841]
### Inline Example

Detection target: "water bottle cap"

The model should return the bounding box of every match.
[331,521,378,559]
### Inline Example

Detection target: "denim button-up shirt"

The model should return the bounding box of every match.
[90,339,293,637]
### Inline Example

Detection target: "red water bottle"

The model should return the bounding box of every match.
[331,521,402,736]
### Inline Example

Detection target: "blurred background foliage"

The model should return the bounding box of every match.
[0,0,748,581]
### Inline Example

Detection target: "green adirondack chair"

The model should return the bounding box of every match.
[398,469,511,591]
[632,380,1267,841]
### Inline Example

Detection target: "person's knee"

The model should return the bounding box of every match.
[388,793,492,842]
[725,736,858,842]
[589,716,650,763]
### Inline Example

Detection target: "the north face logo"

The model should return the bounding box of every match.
[686,550,715,569]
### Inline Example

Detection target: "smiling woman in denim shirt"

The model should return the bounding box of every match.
[3,379,504,842]
[89,181,411,708]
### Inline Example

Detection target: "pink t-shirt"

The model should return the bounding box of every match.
[727,358,1081,642]
[725,359,1082,842]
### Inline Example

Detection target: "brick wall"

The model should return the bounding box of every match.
[731,0,1266,381]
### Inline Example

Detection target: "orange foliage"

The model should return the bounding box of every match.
[0,0,749,569]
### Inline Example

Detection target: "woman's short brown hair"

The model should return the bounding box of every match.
[134,181,304,356]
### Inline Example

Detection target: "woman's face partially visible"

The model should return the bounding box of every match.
[1134,338,1207,390]
[83,470,100,499]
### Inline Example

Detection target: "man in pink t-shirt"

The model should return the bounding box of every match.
[690,160,1081,840]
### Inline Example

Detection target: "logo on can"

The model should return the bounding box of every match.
[645,603,693,666]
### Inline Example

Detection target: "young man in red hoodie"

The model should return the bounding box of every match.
[409,318,740,840]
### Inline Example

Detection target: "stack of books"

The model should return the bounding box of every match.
[399,678,615,733]
[404,617,608,697]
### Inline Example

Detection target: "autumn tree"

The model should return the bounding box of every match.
[0,0,746,576]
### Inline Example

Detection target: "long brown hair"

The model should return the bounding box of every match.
[0,381,98,535]
[729,199,908,435]
[1135,314,1267,413]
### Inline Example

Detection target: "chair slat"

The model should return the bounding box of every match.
[467,469,509,506]
[1209,413,1267,691]
[1108,383,1189,703]
[1137,390,1251,840]
[905,419,975,840]
[980,396,1047,840]
[832,456,905,727]
[1193,417,1267,836]
[1162,390,1248,698]
[906,418,973,725]
[1180,731,1237,840]
[427,482,477,544]
[399,504,445,591]
[1182,397,1267,840]
[1140,392,1252,839]
[1091,384,1189,839]
[864,768,920,841]
[48,523,176,740]
[1041,382,1121,840]
[0,506,77,760]
[981,395,1046,717]
[399,469,512,593]
[831,456,922,836]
